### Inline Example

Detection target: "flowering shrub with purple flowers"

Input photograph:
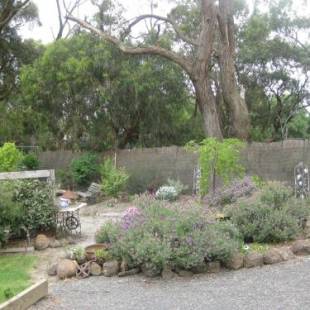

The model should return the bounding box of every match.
[204,176,256,207]
[96,202,242,275]
[121,207,144,230]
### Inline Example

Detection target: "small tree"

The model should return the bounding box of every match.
[188,138,245,197]
[0,143,24,172]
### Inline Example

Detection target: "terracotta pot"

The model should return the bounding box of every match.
[85,243,107,261]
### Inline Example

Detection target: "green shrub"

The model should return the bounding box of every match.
[99,203,241,273]
[13,180,57,234]
[227,201,305,243]
[260,182,293,208]
[21,153,39,170]
[226,182,307,243]
[70,153,98,187]
[0,182,23,247]
[100,159,129,197]
[57,169,75,189]
[95,221,121,244]
[0,143,24,172]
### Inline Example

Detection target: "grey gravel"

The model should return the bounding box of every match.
[31,257,310,310]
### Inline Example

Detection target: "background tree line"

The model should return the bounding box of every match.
[0,0,309,151]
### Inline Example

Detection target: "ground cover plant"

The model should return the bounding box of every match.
[0,255,37,303]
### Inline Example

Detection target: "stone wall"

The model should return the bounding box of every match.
[38,139,310,192]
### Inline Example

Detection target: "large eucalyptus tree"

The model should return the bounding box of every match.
[68,0,251,139]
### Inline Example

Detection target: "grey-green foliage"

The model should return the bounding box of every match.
[227,183,310,243]
[166,178,188,195]
[99,203,241,272]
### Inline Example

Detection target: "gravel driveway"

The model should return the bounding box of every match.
[32,257,310,310]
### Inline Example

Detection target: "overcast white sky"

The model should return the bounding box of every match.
[21,0,309,43]
[21,0,173,43]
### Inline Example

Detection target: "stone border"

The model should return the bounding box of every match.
[0,279,48,310]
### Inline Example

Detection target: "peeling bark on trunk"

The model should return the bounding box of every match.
[194,79,223,138]
[191,0,223,138]
[218,0,250,139]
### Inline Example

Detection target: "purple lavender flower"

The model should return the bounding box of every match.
[121,207,144,230]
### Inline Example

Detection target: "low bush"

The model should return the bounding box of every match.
[227,202,300,243]
[227,183,309,243]
[0,143,24,172]
[155,186,178,201]
[205,176,256,207]
[57,169,75,189]
[97,203,241,273]
[166,178,188,195]
[260,182,293,208]
[70,153,99,187]
[21,153,40,170]
[100,159,129,197]
[95,221,121,244]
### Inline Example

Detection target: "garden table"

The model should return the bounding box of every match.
[56,203,87,235]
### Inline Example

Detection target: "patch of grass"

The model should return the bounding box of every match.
[0,255,37,303]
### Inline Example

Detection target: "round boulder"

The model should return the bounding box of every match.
[291,240,310,256]
[225,253,244,270]
[263,249,283,265]
[90,262,102,276]
[34,234,50,250]
[244,252,264,268]
[57,259,78,279]
[103,260,120,277]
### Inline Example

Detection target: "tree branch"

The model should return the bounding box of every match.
[0,0,30,33]
[122,14,198,46]
[67,15,193,75]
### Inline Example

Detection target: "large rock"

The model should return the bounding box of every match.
[263,249,283,265]
[206,261,221,273]
[176,269,194,278]
[191,264,208,274]
[57,259,78,279]
[225,253,244,270]
[34,234,50,250]
[103,260,120,277]
[277,247,295,261]
[120,260,129,272]
[244,252,264,268]
[90,262,102,276]
[291,240,310,256]
[161,266,177,280]
[141,262,161,278]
